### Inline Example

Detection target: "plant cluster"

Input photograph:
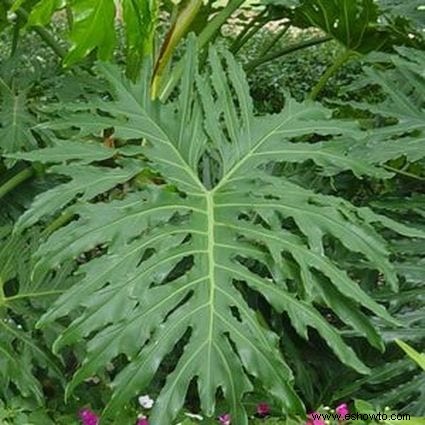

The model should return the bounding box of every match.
[0,0,424,424]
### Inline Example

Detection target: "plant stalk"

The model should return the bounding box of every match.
[198,0,246,47]
[42,210,74,237]
[10,22,20,57]
[309,49,352,101]
[0,167,34,200]
[383,165,425,181]
[258,22,290,58]
[65,3,74,30]
[159,0,245,101]
[7,1,66,59]
[230,8,267,54]
[0,278,4,307]
[244,35,332,72]
[151,0,203,99]
[6,290,64,302]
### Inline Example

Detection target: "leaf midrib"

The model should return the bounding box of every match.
[206,191,216,395]
[212,103,305,193]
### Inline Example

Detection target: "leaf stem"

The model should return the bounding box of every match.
[159,0,245,101]
[382,165,425,181]
[6,0,66,59]
[230,8,267,54]
[42,210,74,237]
[198,0,245,47]
[151,0,203,99]
[0,277,5,307]
[309,49,353,101]
[10,21,20,57]
[244,35,332,72]
[0,167,34,200]
[6,290,64,302]
[257,22,290,58]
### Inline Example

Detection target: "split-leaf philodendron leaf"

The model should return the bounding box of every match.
[14,41,425,423]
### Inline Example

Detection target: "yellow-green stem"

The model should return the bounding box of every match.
[5,290,64,303]
[151,0,203,99]
[245,35,332,72]
[230,8,267,54]
[42,211,74,237]
[159,0,245,101]
[258,23,290,58]
[309,49,353,101]
[0,167,34,200]
[3,0,67,59]
[383,165,425,181]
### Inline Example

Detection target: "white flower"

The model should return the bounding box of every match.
[138,394,154,409]
[7,11,17,22]
[184,412,204,421]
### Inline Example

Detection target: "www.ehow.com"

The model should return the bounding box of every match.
[311,412,411,421]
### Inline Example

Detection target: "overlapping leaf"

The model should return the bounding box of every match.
[336,193,425,417]
[64,0,116,66]
[0,77,37,163]
[0,226,67,403]
[122,0,157,81]
[344,47,425,166]
[17,43,425,423]
[293,0,420,53]
[25,0,157,78]
[378,0,425,31]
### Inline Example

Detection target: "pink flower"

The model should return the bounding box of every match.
[336,403,349,418]
[306,412,325,425]
[136,417,149,425]
[256,403,270,417]
[219,413,231,425]
[79,408,99,425]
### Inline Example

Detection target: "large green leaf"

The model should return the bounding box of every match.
[342,47,425,166]
[63,0,116,66]
[396,340,425,371]
[378,0,425,30]
[335,190,425,416]
[122,0,157,80]
[0,77,37,162]
[293,0,419,53]
[298,0,382,52]
[0,226,68,403]
[26,0,62,26]
[26,0,157,78]
[16,44,425,423]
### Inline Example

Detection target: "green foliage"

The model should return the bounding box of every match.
[122,0,157,81]
[240,34,362,111]
[327,50,425,412]
[0,0,424,420]
[342,47,425,172]
[293,0,421,53]
[296,0,385,53]
[396,340,425,371]
[348,47,425,128]
[0,397,55,425]
[378,0,425,30]
[0,77,37,162]
[27,0,61,27]
[11,39,425,423]
[63,0,117,66]
[0,225,67,403]
[9,0,157,79]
